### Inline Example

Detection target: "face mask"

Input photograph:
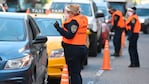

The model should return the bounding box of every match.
[127,11,133,16]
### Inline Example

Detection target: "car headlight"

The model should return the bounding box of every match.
[50,48,64,58]
[4,54,33,70]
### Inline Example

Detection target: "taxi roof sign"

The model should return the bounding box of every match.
[51,9,64,13]
[26,8,51,15]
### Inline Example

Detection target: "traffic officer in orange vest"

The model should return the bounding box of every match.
[126,7,141,68]
[54,4,88,84]
[108,7,125,57]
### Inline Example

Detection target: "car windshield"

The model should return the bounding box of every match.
[136,8,149,16]
[34,18,61,36]
[0,18,26,41]
[109,3,125,15]
[97,6,108,16]
[51,2,92,16]
[7,3,17,12]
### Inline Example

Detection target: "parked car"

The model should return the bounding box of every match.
[95,10,110,49]
[143,18,149,34]
[27,9,66,78]
[50,0,102,57]
[0,12,48,84]
[94,1,110,23]
[135,4,149,34]
[6,0,34,12]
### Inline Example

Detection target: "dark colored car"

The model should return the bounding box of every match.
[136,4,149,34]
[0,12,48,84]
[144,18,149,34]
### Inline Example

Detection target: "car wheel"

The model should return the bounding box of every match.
[83,54,88,66]
[97,36,102,53]
[143,25,149,34]
[88,32,97,57]
[31,72,36,84]
[42,73,48,84]
[146,26,149,34]
[43,59,48,84]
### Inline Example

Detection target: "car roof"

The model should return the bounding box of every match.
[136,4,149,9]
[27,8,64,19]
[95,2,108,7]
[0,12,27,19]
[30,13,63,19]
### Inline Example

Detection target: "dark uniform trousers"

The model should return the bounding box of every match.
[113,27,123,54]
[128,34,140,66]
[62,42,88,84]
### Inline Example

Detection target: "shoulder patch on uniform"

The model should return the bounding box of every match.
[71,25,78,33]
[131,18,136,24]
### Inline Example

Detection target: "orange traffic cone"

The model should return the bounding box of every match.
[26,8,30,14]
[101,40,111,70]
[60,64,69,84]
[119,31,126,56]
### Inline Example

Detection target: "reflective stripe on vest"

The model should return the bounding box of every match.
[62,15,88,45]
[112,10,125,28]
[126,14,141,33]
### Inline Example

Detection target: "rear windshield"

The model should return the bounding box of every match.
[0,18,26,41]
[136,8,149,16]
[34,18,61,36]
[51,2,92,16]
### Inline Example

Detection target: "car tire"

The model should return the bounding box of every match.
[145,25,149,34]
[31,71,36,84]
[97,36,102,53]
[42,59,48,84]
[42,73,48,84]
[83,54,88,66]
[88,32,97,57]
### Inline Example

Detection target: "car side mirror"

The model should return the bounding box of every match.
[33,35,47,44]
[95,11,104,18]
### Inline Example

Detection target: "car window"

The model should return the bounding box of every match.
[109,3,126,15]
[136,8,149,16]
[0,18,26,41]
[34,18,61,36]
[51,2,92,16]
[0,5,3,11]
[28,16,40,39]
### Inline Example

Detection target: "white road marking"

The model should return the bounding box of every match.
[96,70,104,76]
[87,81,94,84]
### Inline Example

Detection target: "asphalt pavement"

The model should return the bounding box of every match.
[82,33,149,84]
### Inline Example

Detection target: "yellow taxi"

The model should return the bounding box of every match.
[27,8,66,78]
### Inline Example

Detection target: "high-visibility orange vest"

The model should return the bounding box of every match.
[126,14,141,33]
[62,15,88,45]
[112,10,125,28]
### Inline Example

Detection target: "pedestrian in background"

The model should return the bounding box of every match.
[126,7,141,68]
[54,4,88,84]
[108,7,125,57]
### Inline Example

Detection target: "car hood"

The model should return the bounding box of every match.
[0,41,28,61]
[46,36,63,56]
[138,16,149,23]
